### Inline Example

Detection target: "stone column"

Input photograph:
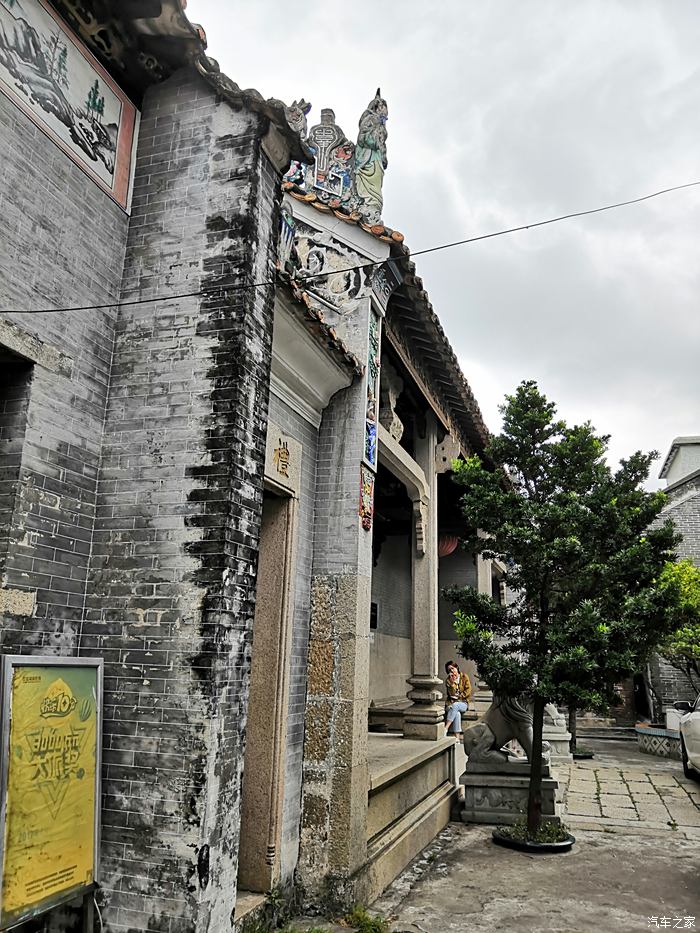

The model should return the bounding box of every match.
[296,299,376,902]
[404,413,444,740]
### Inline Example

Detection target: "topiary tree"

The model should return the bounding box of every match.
[447,381,679,838]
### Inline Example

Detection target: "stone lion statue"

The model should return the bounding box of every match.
[463,695,551,771]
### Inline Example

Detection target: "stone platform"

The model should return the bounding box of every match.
[543,726,573,763]
[460,763,561,825]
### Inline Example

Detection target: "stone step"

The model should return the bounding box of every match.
[576,726,637,741]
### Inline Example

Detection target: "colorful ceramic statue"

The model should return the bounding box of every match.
[355,89,388,223]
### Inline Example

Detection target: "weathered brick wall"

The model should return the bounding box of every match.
[267,393,318,881]
[0,358,33,569]
[661,474,700,566]
[80,69,284,932]
[650,475,700,710]
[0,89,126,655]
[650,655,698,711]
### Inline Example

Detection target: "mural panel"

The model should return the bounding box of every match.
[0,0,138,209]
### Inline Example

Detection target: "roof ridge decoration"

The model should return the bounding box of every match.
[283,90,389,225]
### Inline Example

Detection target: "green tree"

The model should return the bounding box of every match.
[658,560,700,693]
[56,46,69,89]
[85,79,101,117]
[447,381,679,838]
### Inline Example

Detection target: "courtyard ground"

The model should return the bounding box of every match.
[295,738,700,933]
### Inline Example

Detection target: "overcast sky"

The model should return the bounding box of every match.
[188,0,700,486]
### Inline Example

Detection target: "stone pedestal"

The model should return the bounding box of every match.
[404,675,444,740]
[541,703,573,764]
[543,727,573,764]
[460,764,561,826]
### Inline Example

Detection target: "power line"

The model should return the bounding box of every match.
[7,179,700,315]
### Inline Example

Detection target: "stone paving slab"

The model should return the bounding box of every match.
[601,806,639,820]
[598,781,628,794]
[566,797,602,817]
[599,793,636,809]
[649,773,680,786]
[557,741,700,833]
[628,782,659,795]
[371,823,700,933]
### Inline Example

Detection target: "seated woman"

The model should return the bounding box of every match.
[444,660,472,738]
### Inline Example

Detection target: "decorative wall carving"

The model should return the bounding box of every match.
[292,218,367,311]
[371,260,402,313]
[413,495,428,555]
[378,358,404,442]
[364,310,381,469]
[359,464,375,531]
[435,432,461,473]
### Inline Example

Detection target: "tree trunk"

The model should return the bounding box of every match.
[568,706,577,753]
[526,694,546,839]
[644,665,662,723]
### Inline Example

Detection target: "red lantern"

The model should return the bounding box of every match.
[438,534,459,558]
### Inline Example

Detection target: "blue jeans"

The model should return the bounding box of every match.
[446,701,468,733]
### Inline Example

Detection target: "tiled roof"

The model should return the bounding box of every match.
[276,271,365,379]
[284,176,490,453]
[283,182,406,245]
[389,251,491,454]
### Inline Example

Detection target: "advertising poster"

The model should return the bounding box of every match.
[0,658,102,930]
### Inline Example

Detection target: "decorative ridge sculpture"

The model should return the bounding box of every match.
[283,91,389,224]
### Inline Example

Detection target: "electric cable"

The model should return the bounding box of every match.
[5,179,699,315]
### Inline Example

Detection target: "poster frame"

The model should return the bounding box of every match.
[0,655,103,931]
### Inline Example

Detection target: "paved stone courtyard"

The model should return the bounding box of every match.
[366,740,700,932]
[558,740,700,837]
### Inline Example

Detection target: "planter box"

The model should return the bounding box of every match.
[635,724,682,760]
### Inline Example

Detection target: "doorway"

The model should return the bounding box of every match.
[238,489,296,892]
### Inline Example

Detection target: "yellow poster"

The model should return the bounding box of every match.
[1,663,99,929]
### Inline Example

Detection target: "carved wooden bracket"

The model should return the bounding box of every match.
[413,495,429,555]
[435,432,461,474]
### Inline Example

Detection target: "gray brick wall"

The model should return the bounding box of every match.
[0,357,33,569]
[650,474,700,709]
[78,68,284,932]
[0,88,126,651]
[661,474,700,566]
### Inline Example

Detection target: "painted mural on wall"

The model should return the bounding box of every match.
[293,218,368,311]
[0,0,137,209]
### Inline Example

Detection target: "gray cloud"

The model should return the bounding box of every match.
[188,0,700,484]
